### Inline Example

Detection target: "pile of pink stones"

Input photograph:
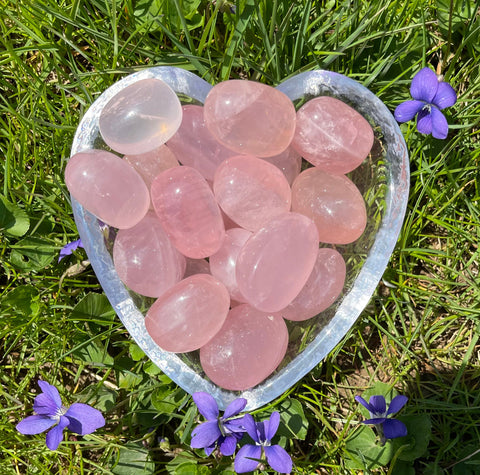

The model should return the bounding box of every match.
[65,77,374,391]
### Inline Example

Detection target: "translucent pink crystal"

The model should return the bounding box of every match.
[291,168,367,244]
[145,274,230,353]
[99,78,182,155]
[112,212,186,297]
[65,149,150,229]
[204,80,296,157]
[124,145,179,189]
[292,96,374,174]
[167,105,235,181]
[277,248,346,321]
[209,227,252,302]
[236,212,319,312]
[213,156,291,232]
[151,166,225,258]
[200,304,288,390]
[262,146,302,185]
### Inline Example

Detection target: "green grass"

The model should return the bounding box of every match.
[1,0,480,473]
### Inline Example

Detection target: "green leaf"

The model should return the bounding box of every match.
[143,360,162,376]
[70,293,115,325]
[276,398,309,440]
[151,385,186,414]
[112,443,155,475]
[391,460,415,475]
[91,386,117,413]
[166,453,197,475]
[129,342,146,362]
[2,285,41,317]
[392,414,431,461]
[0,195,30,237]
[10,236,56,270]
[344,425,394,470]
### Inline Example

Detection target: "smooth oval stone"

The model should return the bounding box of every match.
[99,78,182,155]
[145,274,230,353]
[113,212,186,298]
[236,212,319,312]
[292,96,374,174]
[167,105,235,181]
[209,227,252,302]
[262,146,302,185]
[277,248,346,321]
[291,168,367,244]
[124,145,179,189]
[204,80,296,157]
[213,156,292,232]
[151,166,225,258]
[200,304,289,390]
[65,149,150,229]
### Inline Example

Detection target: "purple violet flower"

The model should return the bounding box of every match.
[16,380,105,450]
[191,392,247,456]
[394,66,457,139]
[355,394,408,444]
[58,238,84,262]
[234,412,292,474]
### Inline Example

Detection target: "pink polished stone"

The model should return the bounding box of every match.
[204,80,296,157]
[292,96,374,174]
[145,274,230,353]
[277,248,346,321]
[124,145,179,189]
[151,166,225,258]
[113,212,186,298]
[236,212,319,312]
[209,227,252,302]
[213,156,292,232]
[291,167,367,244]
[65,149,150,229]
[200,304,289,390]
[99,78,182,155]
[167,105,236,181]
[262,146,302,185]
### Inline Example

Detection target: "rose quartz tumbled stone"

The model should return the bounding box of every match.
[292,96,374,174]
[145,274,230,353]
[99,78,182,155]
[167,105,236,181]
[65,150,150,229]
[200,304,289,390]
[209,227,252,302]
[124,145,179,189]
[213,156,292,232]
[262,146,302,185]
[236,212,319,312]
[291,168,367,244]
[277,248,346,321]
[204,80,296,157]
[151,166,225,258]
[113,212,186,298]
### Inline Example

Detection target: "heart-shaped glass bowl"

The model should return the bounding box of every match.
[70,66,409,410]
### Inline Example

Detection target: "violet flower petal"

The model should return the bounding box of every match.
[58,239,84,262]
[37,381,62,409]
[219,435,237,456]
[382,418,408,439]
[433,81,457,110]
[410,67,438,102]
[430,107,449,139]
[362,417,387,425]
[265,444,293,474]
[33,393,61,416]
[416,108,433,135]
[192,392,219,421]
[223,397,247,419]
[265,411,280,441]
[394,100,425,123]
[65,403,105,435]
[387,395,408,416]
[225,416,247,434]
[355,395,375,414]
[234,444,262,473]
[241,413,259,442]
[191,420,222,449]
[204,443,216,456]
[369,395,386,415]
[16,415,56,435]
[45,415,69,450]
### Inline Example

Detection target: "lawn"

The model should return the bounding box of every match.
[1,0,480,473]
